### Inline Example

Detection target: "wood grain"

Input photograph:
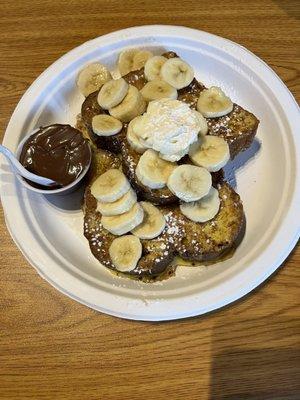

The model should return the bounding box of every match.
[0,1,299,399]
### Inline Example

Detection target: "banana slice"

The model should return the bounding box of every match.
[144,56,167,81]
[136,149,176,189]
[131,202,166,239]
[160,58,194,90]
[76,63,112,97]
[109,235,142,272]
[189,135,230,172]
[140,79,178,102]
[180,187,220,222]
[127,116,148,153]
[167,164,212,202]
[97,188,137,216]
[91,169,130,203]
[197,86,233,118]
[97,78,129,109]
[193,110,208,136]
[101,202,144,236]
[118,49,139,76]
[92,114,123,136]
[133,50,154,70]
[109,85,146,122]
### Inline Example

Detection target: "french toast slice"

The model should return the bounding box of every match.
[83,148,244,280]
[84,186,180,280]
[83,148,182,280]
[123,51,259,158]
[162,183,244,261]
[81,52,258,161]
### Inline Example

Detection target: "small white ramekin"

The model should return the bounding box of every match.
[15,130,92,195]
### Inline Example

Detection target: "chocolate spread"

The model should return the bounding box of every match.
[19,124,90,188]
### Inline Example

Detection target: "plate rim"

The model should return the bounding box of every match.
[1,25,299,321]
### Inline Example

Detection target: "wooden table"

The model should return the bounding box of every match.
[0,1,299,399]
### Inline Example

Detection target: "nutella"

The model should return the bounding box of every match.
[19,124,90,188]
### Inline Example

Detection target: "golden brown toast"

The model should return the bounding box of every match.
[83,148,244,280]
[83,150,182,280]
[162,183,244,261]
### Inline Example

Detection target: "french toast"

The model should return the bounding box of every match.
[124,51,259,156]
[163,183,244,261]
[81,52,259,159]
[83,150,182,280]
[77,48,257,281]
[83,148,244,280]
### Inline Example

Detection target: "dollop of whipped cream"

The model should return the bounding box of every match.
[137,98,204,162]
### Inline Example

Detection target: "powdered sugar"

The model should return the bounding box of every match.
[207,104,241,139]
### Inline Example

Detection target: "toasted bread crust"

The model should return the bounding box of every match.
[122,68,147,90]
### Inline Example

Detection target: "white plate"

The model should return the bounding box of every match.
[1,25,299,321]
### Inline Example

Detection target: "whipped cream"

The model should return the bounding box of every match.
[137,99,202,162]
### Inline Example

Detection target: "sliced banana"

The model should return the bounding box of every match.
[180,187,220,223]
[160,58,194,90]
[136,94,147,117]
[193,110,208,136]
[109,235,142,272]
[189,135,230,172]
[109,85,146,123]
[144,55,167,81]
[118,49,139,76]
[127,116,148,153]
[140,79,178,102]
[131,202,166,239]
[76,63,112,97]
[101,202,144,236]
[97,188,137,216]
[97,78,129,109]
[133,50,154,70]
[136,149,176,189]
[91,169,130,203]
[167,164,212,202]
[197,86,233,118]
[92,114,123,136]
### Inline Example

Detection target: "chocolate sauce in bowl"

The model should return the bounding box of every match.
[19,124,90,189]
